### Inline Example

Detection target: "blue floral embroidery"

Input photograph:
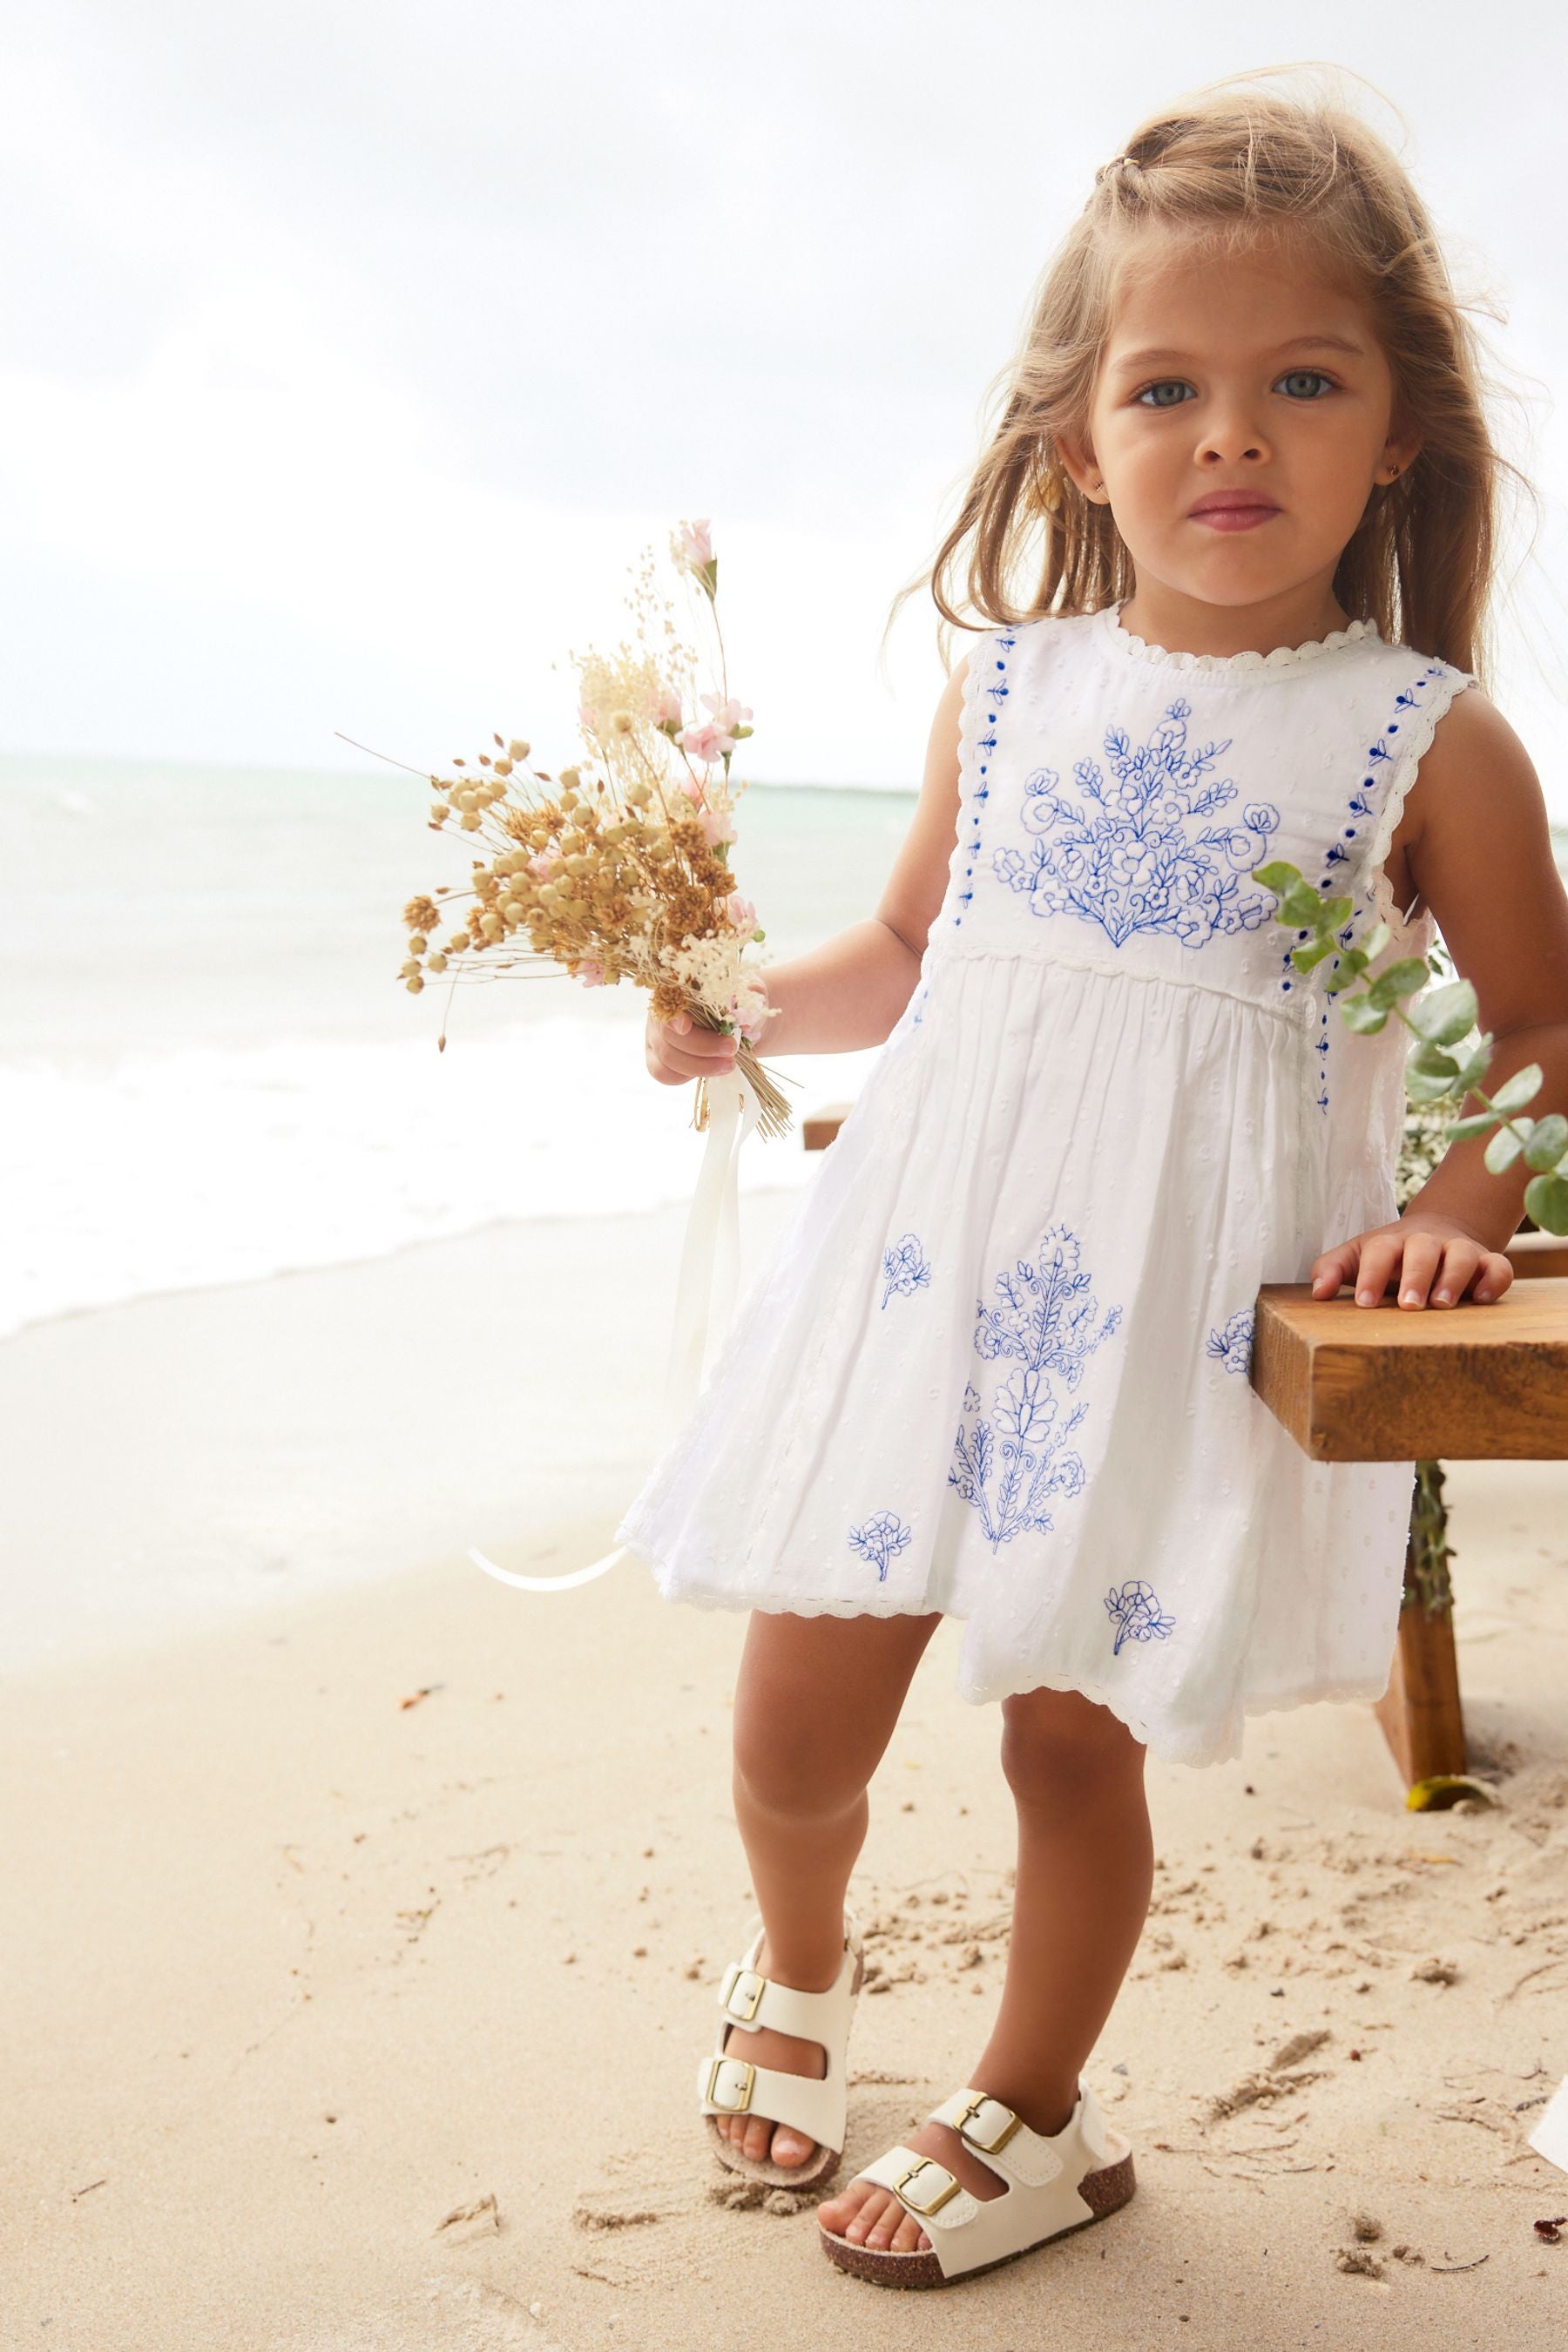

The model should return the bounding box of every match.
[1105,1579,1177,1657]
[848,1510,913,1583]
[949,1223,1121,1551]
[956,631,1017,931]
[990,699,1281,949]
[1277,660,1451,1112]
[1205,1308,1255,1376]
[882,1231,931,1309]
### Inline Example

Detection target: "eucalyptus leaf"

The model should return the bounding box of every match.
[1254,860,1303,894]
[1366,956,1432,1010]
[1291,936,1335,972]
[1407,1067,1462,1105]
[1489,1063,1544,1116]
[1359,921,1391,963]
[1524,1112,1568,1172]
[1524,1170,1568,1233]
[1319,895,1354,930]
[1407,979,1479,1047]
[1449,1040,1493,1096]
[1408,1039,1460,1079]
[1484,1121,1530,1173]
[1280,882,1323,926]
[1341,993,1389,1034]
[1444,1111,1499,1142]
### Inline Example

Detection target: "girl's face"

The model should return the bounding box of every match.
[1060,227,1423,618]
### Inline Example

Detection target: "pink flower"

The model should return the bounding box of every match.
[675,518,713,573]
[700,691,752,735]
[679,693,753,765]
[644,685,684,728]
[730,983,770,1042]
[576,959,605,988]
[678,720,727,765]
[700,805,738,848]
[527,842,563,877]
[680,777,706,806]
[725,890,758,934]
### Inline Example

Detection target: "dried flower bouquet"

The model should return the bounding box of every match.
[395,519,791,1142]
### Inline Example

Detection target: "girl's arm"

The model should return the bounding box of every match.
[648,659,971,1089]
[1310,689,1568,1308]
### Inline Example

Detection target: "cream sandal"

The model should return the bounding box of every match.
[818,2078,1135,2288]
[698,1909,866,2192]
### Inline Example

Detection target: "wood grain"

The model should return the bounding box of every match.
[1251,1280,1568,1461]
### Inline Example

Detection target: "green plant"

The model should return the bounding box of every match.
[1254,862,1568,1234]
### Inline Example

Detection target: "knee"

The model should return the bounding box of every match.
[999,1686,1146,1801]
[731,1717,868,1823]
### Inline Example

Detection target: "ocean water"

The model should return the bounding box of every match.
[8,756,1566,1344]
[3,754,914,1339]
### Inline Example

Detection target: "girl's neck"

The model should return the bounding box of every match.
[1116,578,1354,663]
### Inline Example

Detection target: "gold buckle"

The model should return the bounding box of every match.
[720,1965,766,2022]
[890,2157,960,2217]
[952,2092,1022,2155]
[705,2057,755,2112]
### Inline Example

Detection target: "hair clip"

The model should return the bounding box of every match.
[1095,152,1139,184]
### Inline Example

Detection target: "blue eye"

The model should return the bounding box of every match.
[1135,380,1193,409]
[1277,368,1335,398]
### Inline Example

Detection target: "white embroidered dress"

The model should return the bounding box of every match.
[615,602,1476,1768]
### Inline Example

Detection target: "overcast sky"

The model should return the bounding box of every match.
[6,1,1568,808]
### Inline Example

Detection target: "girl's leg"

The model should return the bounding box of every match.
[818,1683,1153,2251]
[713,1604,945,2170]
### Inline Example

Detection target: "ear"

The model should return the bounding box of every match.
[1376,422,1423,486]
[1054,428,1112,507]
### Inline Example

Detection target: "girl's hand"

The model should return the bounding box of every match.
[644,1005,740,1089]
[1308,1211,1515,1310]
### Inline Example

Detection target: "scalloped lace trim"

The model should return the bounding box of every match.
[1096,598,1381,675]
[1363,668,1477,937]
[956,625,1001,793]
[618,1531,1404,1772]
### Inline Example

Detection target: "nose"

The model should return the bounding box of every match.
[1197,402,1269,467]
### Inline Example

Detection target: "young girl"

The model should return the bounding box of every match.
[619,80,1568,2290]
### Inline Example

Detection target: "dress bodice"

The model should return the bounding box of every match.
[932,601,1470,1029]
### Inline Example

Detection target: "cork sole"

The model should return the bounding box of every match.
[706,1937,867,2193]
[818,2145,1137,2289]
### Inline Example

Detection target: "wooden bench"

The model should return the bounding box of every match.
[802,1105,1568,1794]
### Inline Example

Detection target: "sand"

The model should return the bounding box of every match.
[3,1213,1568,2350]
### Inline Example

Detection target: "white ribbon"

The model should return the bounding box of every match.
[470,1064,765,1592]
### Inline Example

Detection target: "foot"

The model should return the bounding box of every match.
[816,2087,1076,2254]
[712,1930,840,2172]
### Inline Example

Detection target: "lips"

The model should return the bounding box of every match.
[1189,488,1278,513]
[1188,489,1280,531]
[1188,490,1280,533]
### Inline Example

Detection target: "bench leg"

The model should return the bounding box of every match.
[1373,1463,1467,1788]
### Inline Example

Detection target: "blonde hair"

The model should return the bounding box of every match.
[892,67,1532,689]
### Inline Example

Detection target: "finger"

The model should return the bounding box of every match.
[1309,1242,1358,1299]
[1393,1230,1445,1308]
[1471,1250,1515,1304]
[658,1025,738,1072]
[1352,1233,1404,1306]
[1429,1239,1483,1308]
[651,1035,738,1084]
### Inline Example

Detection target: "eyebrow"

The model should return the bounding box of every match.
[1110,334,1368,372]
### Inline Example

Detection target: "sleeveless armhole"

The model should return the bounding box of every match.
[949,621,1017,939]
[1363,661,1478,942]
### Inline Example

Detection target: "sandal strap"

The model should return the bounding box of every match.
[697,2051,846,2149]
[845,2084,1118,2280]
[926,2087,1066,2188]
[715,1939,859,2042]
